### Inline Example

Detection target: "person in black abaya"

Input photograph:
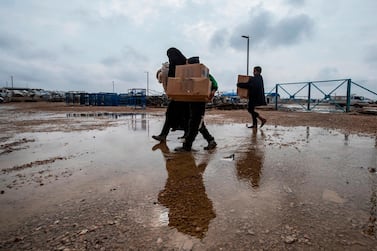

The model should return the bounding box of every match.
[152,48,189,141]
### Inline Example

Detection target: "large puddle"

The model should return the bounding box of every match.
[1,112,376,247]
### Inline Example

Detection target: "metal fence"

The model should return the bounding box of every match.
[268,79,377,112]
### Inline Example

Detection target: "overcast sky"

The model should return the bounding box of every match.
[0,0,376,97]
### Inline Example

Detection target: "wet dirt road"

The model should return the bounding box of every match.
[0,108,377,250]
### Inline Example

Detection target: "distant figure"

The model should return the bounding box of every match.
[237,66,267,128]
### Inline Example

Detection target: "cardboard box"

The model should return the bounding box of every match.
[237,75,250,99]
[175,64,209,78]
[166,77,211,102]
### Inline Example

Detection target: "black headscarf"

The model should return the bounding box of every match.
[167,47,187,77]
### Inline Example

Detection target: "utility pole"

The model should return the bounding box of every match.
[241,35,250,76]
[11,75,13,88]
[145,71,149,96]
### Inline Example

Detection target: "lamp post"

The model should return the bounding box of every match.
[145,71,149,96]
[241,35,250,76]
[112,81,114,93]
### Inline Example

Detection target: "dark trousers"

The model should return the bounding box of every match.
[248,103,259,126]
[184,102,214,149]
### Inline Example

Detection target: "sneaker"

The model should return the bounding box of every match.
[204,140,217,150]
[174,146,191,152]
[247,124,257,128]
[152,135,166,141]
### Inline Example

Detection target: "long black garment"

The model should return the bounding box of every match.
[159,48,189,136]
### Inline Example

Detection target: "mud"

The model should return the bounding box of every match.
[0,102,376,250]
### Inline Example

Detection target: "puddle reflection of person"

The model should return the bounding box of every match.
[152,142,216,239]
[235,129,265,188]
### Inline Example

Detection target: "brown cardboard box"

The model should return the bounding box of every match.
[237,75,250,98]
[166,77,211,102]
[175,64,209,78]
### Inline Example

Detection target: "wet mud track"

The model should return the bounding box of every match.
[0,109,377,250]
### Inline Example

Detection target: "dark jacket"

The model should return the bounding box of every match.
[237,75,266,106]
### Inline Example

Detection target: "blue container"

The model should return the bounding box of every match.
[118,94,128,106]
[103,93,119,106]
[79,93,88,105]
[96,93,105,106]
[89,93,97,106]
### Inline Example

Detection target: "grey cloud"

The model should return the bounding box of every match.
[210,28,229,48]
[14,69,45,84]
[61,44,82,55]
[116,68,143,83]
[60,66,97,87]
[100,46,149,68]
[316,67,340,80]
[364,45,377,65]
[101,56,122,66]
[211,7,314,51]
[121,46,148,62]
[228,9,273,49]
[269,14,314,46]
[18,48,57,61]
[0,32,25,51]
[0,56,54,87]
[284,0,306,7]
[0,31,57,61]
[97,46,150,86]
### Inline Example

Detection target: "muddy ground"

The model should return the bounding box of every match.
[2,102,377,135]
[0,102,377,250]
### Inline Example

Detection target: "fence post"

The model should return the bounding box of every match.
[346,79,351,112]
[307,82,312,111]
[275,84,279,110]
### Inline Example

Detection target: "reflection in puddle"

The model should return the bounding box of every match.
[153,142,216,239]
[66,112,145,118]
[159,210,169,226]
[235,129,265,188]
[67,112,148,131]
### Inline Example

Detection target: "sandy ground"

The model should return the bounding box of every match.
[0,102,377,250]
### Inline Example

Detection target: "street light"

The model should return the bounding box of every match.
[241,35,250,76]
[145,71,149,96]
